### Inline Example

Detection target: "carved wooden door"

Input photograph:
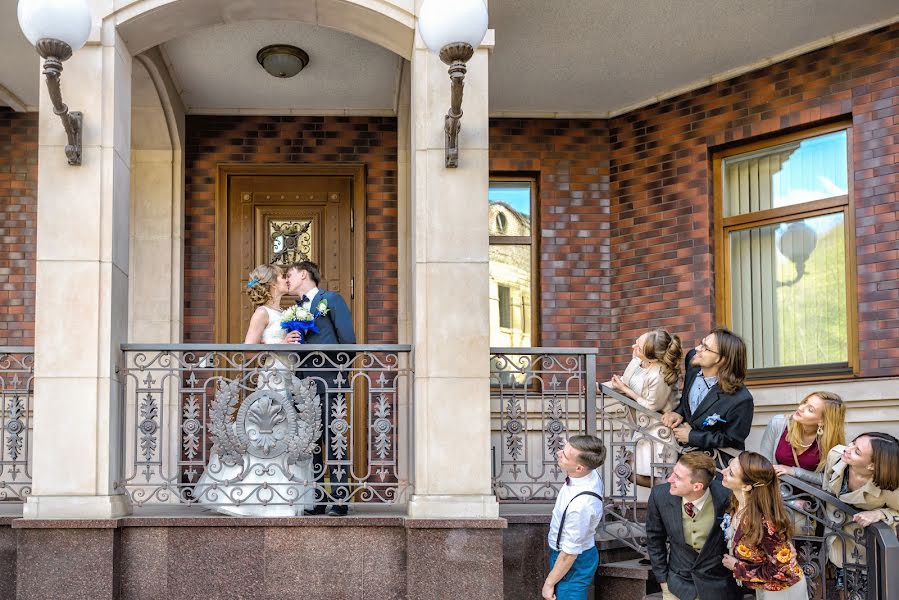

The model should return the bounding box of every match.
[226,175,355,343]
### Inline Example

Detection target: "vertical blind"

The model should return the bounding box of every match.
[722,131,849,370]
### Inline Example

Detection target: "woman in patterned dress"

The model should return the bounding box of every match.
[720,451,808,599]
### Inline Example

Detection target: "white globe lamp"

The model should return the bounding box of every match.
[417,0,489,168]
[16,0,93,165]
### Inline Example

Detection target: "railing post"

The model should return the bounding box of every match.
[868,523,899,600]
[584,353,597,437]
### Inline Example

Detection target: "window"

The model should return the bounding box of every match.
[714,125,857,379]
[489,178,538,348]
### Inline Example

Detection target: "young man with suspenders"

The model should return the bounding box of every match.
[543,435,607,600]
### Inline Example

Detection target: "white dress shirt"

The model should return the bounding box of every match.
[548,469,604,554]
[299,286,319,307]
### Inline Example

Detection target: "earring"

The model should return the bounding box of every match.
[817,425,824,437]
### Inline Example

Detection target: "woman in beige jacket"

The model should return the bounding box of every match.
[607,329,682,487]
[823,432,899,568]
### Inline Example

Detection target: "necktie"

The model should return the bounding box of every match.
[684,502,695,518]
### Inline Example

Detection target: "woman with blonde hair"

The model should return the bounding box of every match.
[759,391,845,485]
[195,264,319,517]
[721,452,807,598]
[607,328,683,486]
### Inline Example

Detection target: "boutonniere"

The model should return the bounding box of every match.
[702,413,727,427]
[316,298,330,315]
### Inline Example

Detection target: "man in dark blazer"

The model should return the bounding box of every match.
[287,260,356,515]
[645,452,742,600]
[661,328,753,457]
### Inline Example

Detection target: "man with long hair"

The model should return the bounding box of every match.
[661,328,754,457]
[645,452,742,600]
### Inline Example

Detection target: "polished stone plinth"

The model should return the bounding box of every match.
[10,512,506,599]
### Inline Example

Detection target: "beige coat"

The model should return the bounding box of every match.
[823,446,899,567]
[620,357,679,413]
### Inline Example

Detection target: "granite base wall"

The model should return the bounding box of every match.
[8,517,505,600]
[0,519,17,600]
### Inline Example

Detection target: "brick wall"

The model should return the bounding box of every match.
[489,119,614,360]
[0,108,37,346]
[184,115,398,343]
[489,22,898,377]
[606,22,899,377]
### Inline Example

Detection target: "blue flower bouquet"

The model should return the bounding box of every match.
[280,304,320,343]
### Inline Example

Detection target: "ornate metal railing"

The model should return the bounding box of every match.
[490,347,597,502]
[117,344,412,512]
[0,347,33,501]
[492,359,897,599]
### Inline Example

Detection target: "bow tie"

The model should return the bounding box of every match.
[565,477,571,486]
[298,296,310,306]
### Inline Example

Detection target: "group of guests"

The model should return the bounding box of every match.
[543,326,899,600]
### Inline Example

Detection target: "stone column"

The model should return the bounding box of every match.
[24,25,132,519]
[407,30,498,518]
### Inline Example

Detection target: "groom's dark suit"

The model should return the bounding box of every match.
[297,289,356,510]
[645,480,742,600]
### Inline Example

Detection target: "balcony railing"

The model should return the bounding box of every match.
[490,350,896,599]
[117,344,412,512]
[0,346,33,502]
[490,347,597,502]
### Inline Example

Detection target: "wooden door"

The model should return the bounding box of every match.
[224,174,355,343]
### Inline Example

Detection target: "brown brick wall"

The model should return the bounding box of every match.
[0,108,37,346]
[607,22,899,377]
[184,115,398,343]
[489,119,614,359]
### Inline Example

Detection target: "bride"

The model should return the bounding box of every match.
[195,264,321,516]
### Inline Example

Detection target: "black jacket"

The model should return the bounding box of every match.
[645,481,743,600]
[674,349,753,451]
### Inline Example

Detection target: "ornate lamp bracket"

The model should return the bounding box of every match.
[438,42,474,168]
[36,39,82,166]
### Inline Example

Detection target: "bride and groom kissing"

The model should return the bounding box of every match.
[197,260,356,517]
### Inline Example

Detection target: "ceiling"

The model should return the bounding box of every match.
[1,1,897,116]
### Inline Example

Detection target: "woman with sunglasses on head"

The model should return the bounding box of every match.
[720,452,807,599]
[822,432,899,569]
[759,392,846,485]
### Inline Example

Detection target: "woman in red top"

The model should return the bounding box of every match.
[759,392,845,486]
[721,452,807,599]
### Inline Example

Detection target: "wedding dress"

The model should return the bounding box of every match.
[195,306,320,516]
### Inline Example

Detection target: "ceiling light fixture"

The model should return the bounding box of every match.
[256,44,309,79]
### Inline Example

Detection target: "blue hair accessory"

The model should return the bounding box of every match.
[246,279,259,288]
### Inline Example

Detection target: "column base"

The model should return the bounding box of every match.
[23,494,131,519]
[407,494,499,519]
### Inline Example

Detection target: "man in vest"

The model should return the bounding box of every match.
[645,452,742,600]
[542,435,606,600]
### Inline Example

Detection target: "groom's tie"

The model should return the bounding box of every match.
[298,295,310,307]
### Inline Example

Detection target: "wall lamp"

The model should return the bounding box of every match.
[418,0,488,168]
[17,0,92,166]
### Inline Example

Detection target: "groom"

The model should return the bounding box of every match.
[286,260,357,516]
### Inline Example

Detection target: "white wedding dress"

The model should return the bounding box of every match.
[195,306,317,516]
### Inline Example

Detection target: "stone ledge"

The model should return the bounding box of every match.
[404,518,507,529]
[12,519,119,529]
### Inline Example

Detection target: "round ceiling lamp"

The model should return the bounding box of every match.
[256,44,309,78]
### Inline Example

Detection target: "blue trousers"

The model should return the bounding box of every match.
[548,546,599,600]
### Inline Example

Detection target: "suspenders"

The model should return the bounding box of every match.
[555,491,603,551]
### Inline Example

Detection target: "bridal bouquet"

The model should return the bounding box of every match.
[281,305,320,343]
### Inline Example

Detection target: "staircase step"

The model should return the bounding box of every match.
[596,558,652,580]
[642,594,663,600]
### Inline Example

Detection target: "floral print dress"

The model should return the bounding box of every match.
[725,512,808,599]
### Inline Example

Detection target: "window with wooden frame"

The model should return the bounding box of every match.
[713,123,858,381]
[488,177,539,349]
